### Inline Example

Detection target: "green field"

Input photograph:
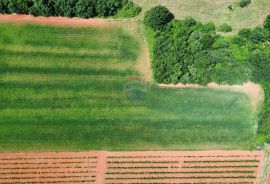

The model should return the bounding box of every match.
[134,0,270,32]
[0,23,256,151]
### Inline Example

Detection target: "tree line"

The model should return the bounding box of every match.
[0,0,141,18]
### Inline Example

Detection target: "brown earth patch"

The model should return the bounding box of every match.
[0,14,114,27]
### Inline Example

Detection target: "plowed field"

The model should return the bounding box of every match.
[0,151,264,183]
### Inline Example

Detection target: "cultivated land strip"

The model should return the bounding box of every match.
[0,151,265,184]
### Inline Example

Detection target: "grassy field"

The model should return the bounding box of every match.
[134,0,270,33]
[0,23,256,151]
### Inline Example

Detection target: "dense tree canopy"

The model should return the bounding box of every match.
[264,15,270,30]
[0,0,141,18]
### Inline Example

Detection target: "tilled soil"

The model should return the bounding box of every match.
[0,151,264,184]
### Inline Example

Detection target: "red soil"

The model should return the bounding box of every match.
[0,14,113,27]
[0,151,264,184]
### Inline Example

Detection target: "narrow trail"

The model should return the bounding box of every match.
[0,14,114,27]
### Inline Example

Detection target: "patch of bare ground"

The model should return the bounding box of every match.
[0,14,114,27]
[159,82,263,111]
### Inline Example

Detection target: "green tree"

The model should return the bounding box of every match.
[0,0,10,13]
[264,15,270,30]
[30,0,55,16]
[96,0,127,17]
[7,0,33,14]
[249,49,270,82]
[54,0,78,17]
[239,0,251,8]
[218,23,232,32]
[76,0,96,18]
[144,5,174,30]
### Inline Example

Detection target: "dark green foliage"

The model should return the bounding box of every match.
[249,48,270,82]
[240,0,251,8]
[96,0,127,17]
[218,23,232,32]
[144,5,174,30]
[76,0,96,18]
[145,11,249,85]
[54,0,77,17]
[264,15,270,30]
[238,27,270,44]
[228,4,233,11]
[0,0,139,18]
[0,0,10,13]
[115,1,141,18]
[7,0,33,14]
[29,0,55,17]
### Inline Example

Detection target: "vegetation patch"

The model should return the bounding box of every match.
[144,6,270,145]
[0,0,141,18]
[239,0,251,8]
[218,23,232,33]
[0,23,257,151]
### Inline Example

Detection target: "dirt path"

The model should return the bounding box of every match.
[159,82,263,111]
[0,14,114,27]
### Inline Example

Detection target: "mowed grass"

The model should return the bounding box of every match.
[0,23,256,151]
[134,0,270,33]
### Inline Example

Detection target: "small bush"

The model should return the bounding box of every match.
[144,5,174,30]
[264,15,270,30]
[239,0,251,8]
[115,1,141,18]
[228,4,233,11]
[218,23,232,32]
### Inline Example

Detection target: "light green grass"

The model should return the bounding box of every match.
[0,23,256,151]
[133,0,270,33]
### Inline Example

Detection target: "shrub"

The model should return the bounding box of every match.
[115,1,141,18]
[238,28,251,38]
[228,4,233,11]
[144,5,174,30]
[264,14,270,30]
[76,0,96,18]
[218,23,232,32]
[96,0,127,17]
[239,0,251,8]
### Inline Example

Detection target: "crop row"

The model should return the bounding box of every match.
[0,151,264,183]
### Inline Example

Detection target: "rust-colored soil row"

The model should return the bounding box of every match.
[0,151,264,183]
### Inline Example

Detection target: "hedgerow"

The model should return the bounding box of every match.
[0,0,141,18]
[144,7,270,145]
